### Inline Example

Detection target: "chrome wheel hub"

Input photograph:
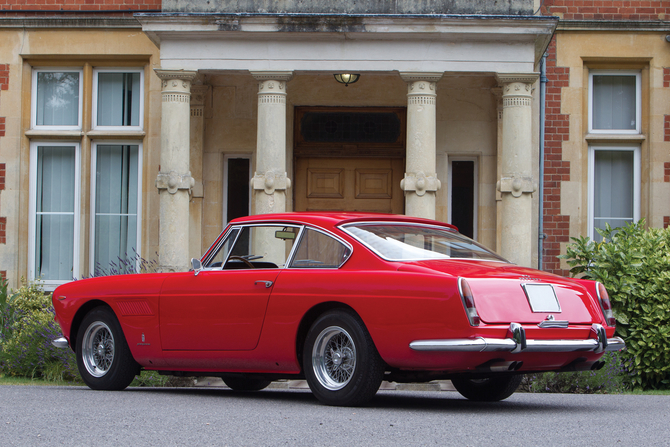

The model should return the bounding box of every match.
[312,326,356,391]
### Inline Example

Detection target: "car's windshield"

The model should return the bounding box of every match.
[342,223,507,262]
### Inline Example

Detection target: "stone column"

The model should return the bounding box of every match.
[249,71,293,216]
[495,74,539,267]
[189,82,209,258]
[399,72,443,220]
[154,69,197,272]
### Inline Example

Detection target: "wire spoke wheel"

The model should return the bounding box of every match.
[312,326,357,391]
[76,307,139,390]
[82,321,115,378]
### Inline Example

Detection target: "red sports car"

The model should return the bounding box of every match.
[52,212,624,406]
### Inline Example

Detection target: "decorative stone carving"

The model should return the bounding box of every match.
[251,171,291,195]
[400,172,441,196]
[156,170,195,195]
[497,176,537,198]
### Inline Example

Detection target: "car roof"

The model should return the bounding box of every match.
[228,212,458,231]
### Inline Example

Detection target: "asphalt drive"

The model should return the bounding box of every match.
[1,385,668,446]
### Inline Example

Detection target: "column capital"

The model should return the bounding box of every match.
[495,73,539,87]
[399,72,443,83]
[154,69,198,83]
[250,71,294,82]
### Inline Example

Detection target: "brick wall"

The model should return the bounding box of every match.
[665,115,670,142]
[0,0,161,12]
[542,1,670,20]
[540,2,670,274]
[541,39,571,276]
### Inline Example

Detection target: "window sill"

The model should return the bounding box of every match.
[86,130,146,140]
[25,130,147,140]
[585,133,646,143]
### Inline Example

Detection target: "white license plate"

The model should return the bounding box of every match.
[522,284,561,313]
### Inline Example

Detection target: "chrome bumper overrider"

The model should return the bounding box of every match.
[409,323,625,354]
[52,337,69,349]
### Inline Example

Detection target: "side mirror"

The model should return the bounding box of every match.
[191,258,203,276]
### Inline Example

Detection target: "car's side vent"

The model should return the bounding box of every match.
[117,300,154,316]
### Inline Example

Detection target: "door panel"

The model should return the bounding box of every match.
[295,157,404,213]
[159,270,279,351]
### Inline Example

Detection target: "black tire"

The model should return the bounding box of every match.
[303,309,385,406]
[451,375,523,402]
[223,377,272,391]
[76,307,140,390]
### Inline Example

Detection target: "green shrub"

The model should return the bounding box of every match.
[0,280,79,381]
[560,221,670,389]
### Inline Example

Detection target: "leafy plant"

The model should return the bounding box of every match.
[0,279,79,381]
[560,221,670,389]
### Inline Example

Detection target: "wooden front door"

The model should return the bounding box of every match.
[294,157,405,214]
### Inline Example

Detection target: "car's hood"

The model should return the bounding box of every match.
[398,260,601,325]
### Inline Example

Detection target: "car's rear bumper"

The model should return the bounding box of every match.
[409,323,625,354]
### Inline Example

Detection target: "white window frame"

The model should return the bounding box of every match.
[223,154,252,224]
[447,156,479,240]
[28,141,81,290]
[92,68,145,131]
[31,68,84,131]
[89,141,143,274]
[587,144,640,240]
[588,70,641,135]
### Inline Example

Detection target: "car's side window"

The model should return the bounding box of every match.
[223,225,299,270]
[290,228,351,269]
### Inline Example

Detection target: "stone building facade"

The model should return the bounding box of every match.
[0,0,667,288]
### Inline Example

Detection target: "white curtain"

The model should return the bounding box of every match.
[594,150,634,239]
[35,146,76,280]
[592,75,636,131]
[36,72,79,126]
[97,73,140,127]
[94,145,139,274]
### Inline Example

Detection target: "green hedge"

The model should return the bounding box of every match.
[560,221,670,389]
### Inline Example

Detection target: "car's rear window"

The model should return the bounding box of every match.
[342,223,507,262]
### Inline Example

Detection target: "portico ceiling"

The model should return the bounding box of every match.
[137,13,557,74]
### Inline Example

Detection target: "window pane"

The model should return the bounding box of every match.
[36,72,80,126]
[97,72,141,127]
[594,150,634,241]
[35,146,76,280]
[592,75,636,131]
[225,226,298,269]
[94,145,139,274]
[291,228,350,268]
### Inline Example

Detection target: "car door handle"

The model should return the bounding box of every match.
[255,280,273,288]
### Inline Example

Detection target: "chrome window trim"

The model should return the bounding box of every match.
[339,221,508,263]
[202,222,306,270]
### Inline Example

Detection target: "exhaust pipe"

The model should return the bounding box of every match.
[477,360,523,372]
